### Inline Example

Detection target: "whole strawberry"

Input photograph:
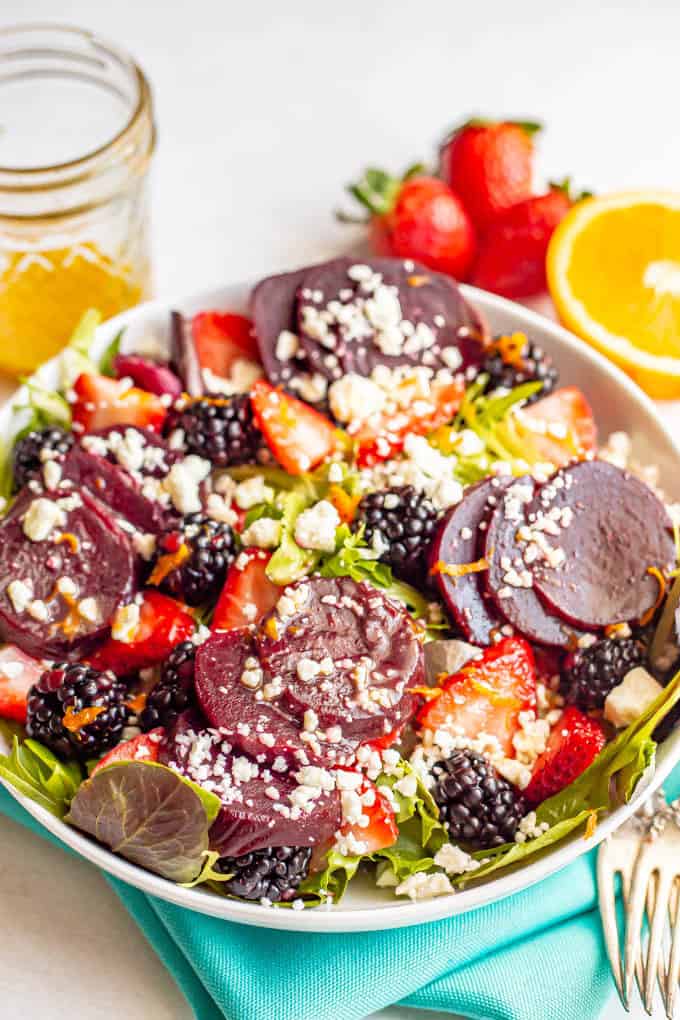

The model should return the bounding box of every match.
[345,167,476,280]
[440,118,541,229]
[472,185,574,298]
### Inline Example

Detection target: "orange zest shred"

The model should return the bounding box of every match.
[584,810,598,840]
[494,332,528,368]
[468,675,523,708]
[55,532,80,554]
[126,692,147,714]
[63,704,106,733]
[328,485,361,524]
[264,616,279,640]
[407,685,443,701]
[639,566,667,627]
[148,543,191,586]
[430,557,489,580]
[407,274,430,288]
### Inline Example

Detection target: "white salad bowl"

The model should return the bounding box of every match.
[1,279,680,933]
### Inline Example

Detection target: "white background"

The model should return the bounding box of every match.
[2,1,680,1017]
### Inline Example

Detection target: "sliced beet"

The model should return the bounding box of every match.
[295,256,487,381]
[61,446,171,535]
[483,477,589,647]
[257,576,422,741]
[194,629,355,767]
[0,487,135,659]
[528,460,675,629]
[113,353,183,398]
[429,476,510,645]
[250,265,311,387]
[160,712,342,857]
[170,311,204,397]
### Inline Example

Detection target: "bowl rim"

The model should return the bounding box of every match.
[1,278,679,933]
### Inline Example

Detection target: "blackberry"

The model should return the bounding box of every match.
[482,334,558,402]
[168,395,262,467]
[140,641,196,731]
[13,426,74,490]
[355,485,439,586]
[26,663,129,761]
[560,637,645,709]
[154,514,236,605]
[431,749,527,849]
[214,845,312,902]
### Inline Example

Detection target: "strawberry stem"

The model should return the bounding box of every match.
[341,163,427,221]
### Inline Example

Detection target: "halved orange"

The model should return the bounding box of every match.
[547,191,680,398]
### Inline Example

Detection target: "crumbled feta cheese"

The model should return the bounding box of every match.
[393,772,417,799]
[434,843,480,876]
[111,603,141,642]
[395,871,454,901]
[515,811,550,843]
[327,462,344,484]
[234,476,274,510]
[294,500,340,552]
[6,579,33,614]
[240,518,281,549]
[132,531,157,560]
[604,667,663,728]
[27,599,49,622]
[22,498,65,542]
[275,330,299,361]
[78,597,100,623]
[162,456,211,514]
[303,709,319,732]
[56,576,78,597]
[43,460,62,491]
[328,373,386,424]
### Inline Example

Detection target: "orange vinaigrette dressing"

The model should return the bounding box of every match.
[0,243,146,375]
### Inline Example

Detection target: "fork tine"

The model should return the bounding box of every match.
[663,880,680,1018]
[597,839,625,1003]
[643,869,671,1014]
[624,844,654,1009]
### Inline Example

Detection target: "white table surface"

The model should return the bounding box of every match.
[3,0,680,1017]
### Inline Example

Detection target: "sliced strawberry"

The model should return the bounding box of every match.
[418,636,536,756]
[212,549,280,631]
[338,775,398,854]
[524,705,606,806]
[192,312,259,377]
[519,386,597,467]
[0,646,44,724]
[355,377,465,468]
[364,720,408,753]
[72,373,167,433]
[250,379,337,475]
[92,727,164,775]
[88,591,195,674]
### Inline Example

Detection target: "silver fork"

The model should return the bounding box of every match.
[597,790,680,1017]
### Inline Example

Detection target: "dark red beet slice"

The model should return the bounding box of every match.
[160,712,342,857]
[170,311,204,397]
[61,446,171,535]
[0,487,135,659]
[483,477,589,647]
[295,256,487,381]
[429,476,510,645]
[113,353,183,398]
[194,629,355,767]
[250,265,312,388]
[528,460,675,628]
[257,576,422,741]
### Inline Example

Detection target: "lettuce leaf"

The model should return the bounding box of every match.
[60,308,103,388]
[66,760,221,883]
[299,851,362,904]
[0,733,83,818]
[99,329,124,378]
[266,489,320,584]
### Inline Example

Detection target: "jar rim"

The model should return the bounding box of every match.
[0,22,153,178]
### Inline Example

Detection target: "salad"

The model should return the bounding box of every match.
[1,256,679,911]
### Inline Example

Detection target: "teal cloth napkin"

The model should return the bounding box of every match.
[4,771,680,1020]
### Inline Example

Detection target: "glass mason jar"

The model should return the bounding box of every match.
[0,24,156,374]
